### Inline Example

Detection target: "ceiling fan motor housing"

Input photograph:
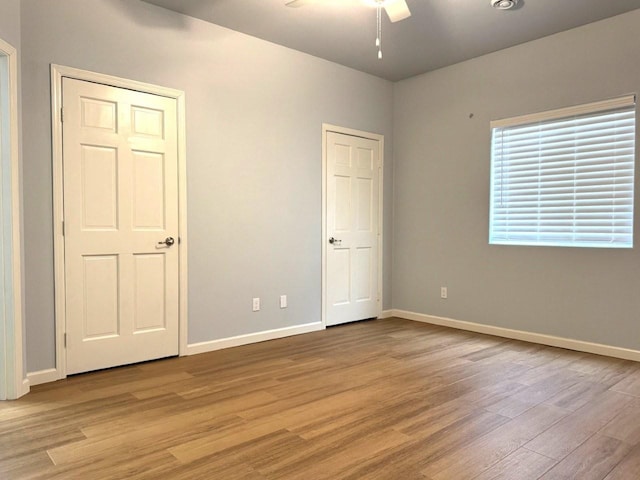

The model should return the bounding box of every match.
[491,0,518,10]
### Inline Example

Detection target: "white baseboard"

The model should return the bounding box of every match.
[26,323,325,386]
[27,368,60,387]
[25,322,324,386]
[390,309,640,362]
[186,322,325,356]
[379,309,393,319]
[19,378,30,397]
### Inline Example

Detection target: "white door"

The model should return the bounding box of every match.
[326,131,381,326]
[63,78,179,375]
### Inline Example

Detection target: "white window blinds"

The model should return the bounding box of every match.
[489,96,636,248]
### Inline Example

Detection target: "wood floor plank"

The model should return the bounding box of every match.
[261,428,412,480]
[538,434,632,480]
[544,380,610,411]
[524,390,633,460]
[0,451,54,480]
[604,443,640,480]
[601,398,640,446]
[472,447,557,480]
[421,403,568,479]
[2,318,640,479]
[611,369,640,397]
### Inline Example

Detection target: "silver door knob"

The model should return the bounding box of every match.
[158,236,175,247]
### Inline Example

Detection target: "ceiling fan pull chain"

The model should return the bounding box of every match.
[376,2,382,59]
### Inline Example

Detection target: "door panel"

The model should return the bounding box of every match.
[63,77,179,375]
[334,176,351,232]
[82,255,119,338]
[80,97,117,131]
[80,145,118,230]
[133,254,166,332]
[132,151,165,229]
[354,247,373,302]
[356,177,372,231]
[331,248,351,306]
[326,131,380,326]
[131,105,164,138]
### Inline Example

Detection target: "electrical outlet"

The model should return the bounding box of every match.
[252,297,260,312]
[440,287,448,299]
[280,295,287,309]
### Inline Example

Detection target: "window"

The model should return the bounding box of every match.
[489,96,636,248]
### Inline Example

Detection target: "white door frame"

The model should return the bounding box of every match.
[50,65,188,380]
[321,124,383,328]
[0,37,27,400]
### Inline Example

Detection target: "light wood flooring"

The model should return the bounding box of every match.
[3,317,640,479]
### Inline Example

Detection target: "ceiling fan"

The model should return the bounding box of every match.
[285,0,412,59]
[285,0,411,23]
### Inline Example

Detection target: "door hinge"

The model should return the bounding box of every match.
[64,333,67,348]
[62,220,65,236]
[60,107,64,123]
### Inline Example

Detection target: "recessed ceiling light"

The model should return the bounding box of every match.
[491,0,518,10]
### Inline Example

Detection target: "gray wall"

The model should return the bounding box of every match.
[0,0,20,48]
[21,0,394,372]
[393,10,640,350]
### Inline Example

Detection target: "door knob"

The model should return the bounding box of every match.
[158,236,175,247]
[329,237,341,245]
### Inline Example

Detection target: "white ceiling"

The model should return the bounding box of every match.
[142,0,640,81]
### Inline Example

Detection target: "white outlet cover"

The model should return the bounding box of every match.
[253,297,260,311]
[280,295,287,308]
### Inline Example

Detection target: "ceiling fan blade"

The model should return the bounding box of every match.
[286,0,314,7]
[384,0,411,22]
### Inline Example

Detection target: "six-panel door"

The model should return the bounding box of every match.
[326,131,380,326]
[63,78,179,375]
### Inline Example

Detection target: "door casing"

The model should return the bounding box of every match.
[0,37,27,400]
[321,124,383,328]
[51,65,188,380]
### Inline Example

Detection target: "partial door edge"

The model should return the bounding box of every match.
[321,123,384,329]
[0,37,28,399]
[48,65,188,383]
